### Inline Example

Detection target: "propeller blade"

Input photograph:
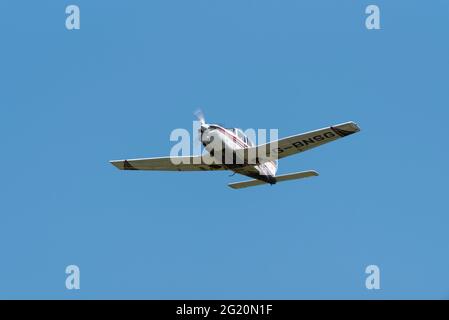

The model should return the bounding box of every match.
[194,109,206,125]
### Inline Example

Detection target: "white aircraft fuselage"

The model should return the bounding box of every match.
[200,123,278,184]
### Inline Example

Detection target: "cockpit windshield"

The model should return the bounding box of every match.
[235,128,245,140]
[227,128,254,146]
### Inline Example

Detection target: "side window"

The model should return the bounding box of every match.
[238,129,245,140]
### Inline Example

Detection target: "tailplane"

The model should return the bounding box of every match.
[228,170,318,189]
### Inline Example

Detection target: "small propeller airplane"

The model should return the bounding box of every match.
[110,111,360,189]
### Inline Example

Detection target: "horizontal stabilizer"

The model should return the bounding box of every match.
[228,170,318,189]
[275,170,319,182]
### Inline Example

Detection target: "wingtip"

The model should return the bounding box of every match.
[331,121,361,137]
[350,121,361,132]
[109,160,124,170]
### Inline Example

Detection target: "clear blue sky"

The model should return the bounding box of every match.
[1,0,449,299]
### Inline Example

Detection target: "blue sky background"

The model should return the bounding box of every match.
[1,0,449,299]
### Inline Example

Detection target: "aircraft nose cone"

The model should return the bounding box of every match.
[200,124,209,132]
[199,125,210,144]
[200,127,214,145]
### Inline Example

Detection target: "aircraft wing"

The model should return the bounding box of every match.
[110,155,226,171]
[244,121,360,163]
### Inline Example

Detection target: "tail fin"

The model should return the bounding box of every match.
[228,170,318,189]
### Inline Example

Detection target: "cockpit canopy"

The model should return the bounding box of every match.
[227,128,254,146]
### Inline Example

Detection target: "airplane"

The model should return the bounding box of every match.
[110,111,360,189]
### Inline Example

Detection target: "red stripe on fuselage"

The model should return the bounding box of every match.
[216,127,248,148]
